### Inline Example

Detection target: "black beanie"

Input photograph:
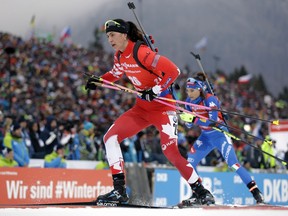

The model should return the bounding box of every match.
[105,19,129,34]
[10,123,21,133]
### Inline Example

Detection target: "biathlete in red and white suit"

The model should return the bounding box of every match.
[85,18,214,206]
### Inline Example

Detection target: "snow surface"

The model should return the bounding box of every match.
[1,207,288,216]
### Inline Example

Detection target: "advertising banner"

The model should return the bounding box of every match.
[153,168,288,206]
[0,167,112,204]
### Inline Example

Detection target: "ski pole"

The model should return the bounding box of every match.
[85,73,270,141]
[174,102,286,166]
[85,75,190,116]
[158,98,273,145]
[149,94,279,125]
[85,73,211,114]
[190,51,215,95]
[84,73,286,166]
[127,1,158,52]
[85,73,275,143]
[84,73,217,123]
[107,84,286,166]
[212,126,287,166]
[86,74,277,144]
[84,73,170,106]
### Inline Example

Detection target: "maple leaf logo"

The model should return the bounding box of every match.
[162,123,178,139]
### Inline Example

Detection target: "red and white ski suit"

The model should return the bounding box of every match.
[101,40,198,184]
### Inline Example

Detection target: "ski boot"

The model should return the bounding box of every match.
[180,193,201,207]
[247,181,265,204]
[180,178,215,207]
[95,174,129,206]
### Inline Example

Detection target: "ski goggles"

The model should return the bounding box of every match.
[105,20,128,34]
[186,77,204,89]
[105,20,121,29]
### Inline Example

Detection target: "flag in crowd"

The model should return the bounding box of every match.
[238,74,253,84]
[60,26,72,43]
[194,36,208,51]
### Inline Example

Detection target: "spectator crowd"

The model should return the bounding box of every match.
[0,32,287,171]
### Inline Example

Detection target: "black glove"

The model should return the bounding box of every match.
[140,88,157,101]
[85,77,102,90]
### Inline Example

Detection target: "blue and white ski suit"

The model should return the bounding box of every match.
[185,93,253,185]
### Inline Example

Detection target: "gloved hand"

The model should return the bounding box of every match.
[140,85,161,102]
[180,113,196,123]
[85,76,103,90]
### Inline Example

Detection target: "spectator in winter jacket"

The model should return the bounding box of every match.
[3,123,30,167]
[0,146,18,167]
[28,120,46,159]
[18,116,33,157]
[261,135,276,169]
[0,113,13,147]
[62,123,81,160]
[44,144,67,168]
[79,121,95,160]
[40,115,59,155]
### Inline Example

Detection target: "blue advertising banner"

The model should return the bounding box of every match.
[153,169,288,206]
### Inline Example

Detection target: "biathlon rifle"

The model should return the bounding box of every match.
[127,2,158,52]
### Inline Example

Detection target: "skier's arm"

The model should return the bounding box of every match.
[194,96,220,127]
